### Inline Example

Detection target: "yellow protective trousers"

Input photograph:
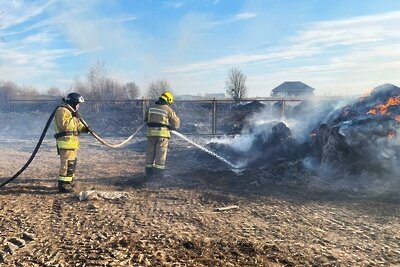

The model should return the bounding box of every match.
[145,137,169,170]
[58,149,78,183]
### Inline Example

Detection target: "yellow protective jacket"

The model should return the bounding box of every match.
[54,104,86,149]
[145,102,180,138]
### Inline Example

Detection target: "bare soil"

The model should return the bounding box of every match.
[1,136,400,266]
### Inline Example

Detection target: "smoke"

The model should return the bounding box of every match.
[0,102,58,139]
[209,99,341,167]
[305,84,400,195]
[207,84,400,195]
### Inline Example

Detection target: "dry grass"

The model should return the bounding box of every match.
[0,137,400,266]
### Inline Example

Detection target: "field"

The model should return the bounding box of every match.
[1,135,400,266]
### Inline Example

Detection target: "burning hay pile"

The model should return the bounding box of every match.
[312,84,400,172]
[208,84,400,192]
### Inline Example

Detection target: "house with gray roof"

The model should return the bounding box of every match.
[270,81,315,97]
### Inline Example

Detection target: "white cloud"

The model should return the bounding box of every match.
[316,10,400,28]
[0,44,82,68]
[293,11,400,48]
[1,2,399,96]
[163,1,185,9]
[235,13,257,20]
[1,0,57,29]
[164,45,320,73]
[163,10,400,95]
[206,12,258,27]
[22,31,55,44]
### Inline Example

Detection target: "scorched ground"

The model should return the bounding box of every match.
[0,137,400,266]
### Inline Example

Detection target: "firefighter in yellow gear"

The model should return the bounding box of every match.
[145,91,180,177]
[54,93,91,193]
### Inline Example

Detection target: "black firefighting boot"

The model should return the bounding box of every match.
[58,181,74,193]
[145,167,154,178]
[153,168,165,179]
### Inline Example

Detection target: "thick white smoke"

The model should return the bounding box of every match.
[207,85,400,195]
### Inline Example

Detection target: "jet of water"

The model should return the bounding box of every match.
[171,131,240,170]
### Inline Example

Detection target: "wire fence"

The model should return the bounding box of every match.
[0,98,337,138]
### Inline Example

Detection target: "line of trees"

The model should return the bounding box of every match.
[0,62,174,100]
[68,62,175,100]
[72,64,250,102]
[0,81,39,100]
[71,62,140,100]
[1,61,248,102]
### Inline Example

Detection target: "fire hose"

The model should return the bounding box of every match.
[78,116,145,149]
[0,106,145,188]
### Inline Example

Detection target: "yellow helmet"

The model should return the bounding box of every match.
[160,91,174,105]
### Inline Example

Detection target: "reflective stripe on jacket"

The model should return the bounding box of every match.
[148,108,169,126]
[54,104,86,149]
[145,103,180,138]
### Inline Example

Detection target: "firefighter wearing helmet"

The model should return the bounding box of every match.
[145,91,180,177]
[54,93,91,193]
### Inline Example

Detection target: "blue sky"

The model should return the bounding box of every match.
[1,0,400,96]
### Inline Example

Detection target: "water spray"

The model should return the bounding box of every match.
[171,131,240,170]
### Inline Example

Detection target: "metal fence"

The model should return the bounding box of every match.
[0,98,337,137]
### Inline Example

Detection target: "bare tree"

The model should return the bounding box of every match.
[87,61,107,100]
[123,82,140,99]
[225,67,247,102]
[21,86,38,97]
[104,78,126,100]
[71,61,141,100]
[0,81,38,99]
[72,77,89,96]
[146,80,171,99]
[0,81,18,100]
[47,86,63,96]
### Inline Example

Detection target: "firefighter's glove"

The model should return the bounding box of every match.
[167,125,177,131]
[71,111,82,118]
[82,125,93,134]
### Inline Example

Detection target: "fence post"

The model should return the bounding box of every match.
[141,97,146,122]
[212,98,217,136]
[281,99,286,119]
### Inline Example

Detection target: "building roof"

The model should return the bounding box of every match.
[271,81,315,92]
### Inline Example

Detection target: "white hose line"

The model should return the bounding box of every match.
[171,130,239,169]
[90,123,146,148]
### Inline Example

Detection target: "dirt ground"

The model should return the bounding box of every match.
[1,135,400,266]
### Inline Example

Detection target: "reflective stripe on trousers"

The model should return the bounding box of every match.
[154,164,165,170]
[145,137,169,169]
[58,176,73,182]
[58,149,78,183]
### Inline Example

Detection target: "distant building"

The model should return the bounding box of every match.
[270,81,315,97]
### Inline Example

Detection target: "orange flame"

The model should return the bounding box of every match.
[367,96,400,115]
[387,130,396,139]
